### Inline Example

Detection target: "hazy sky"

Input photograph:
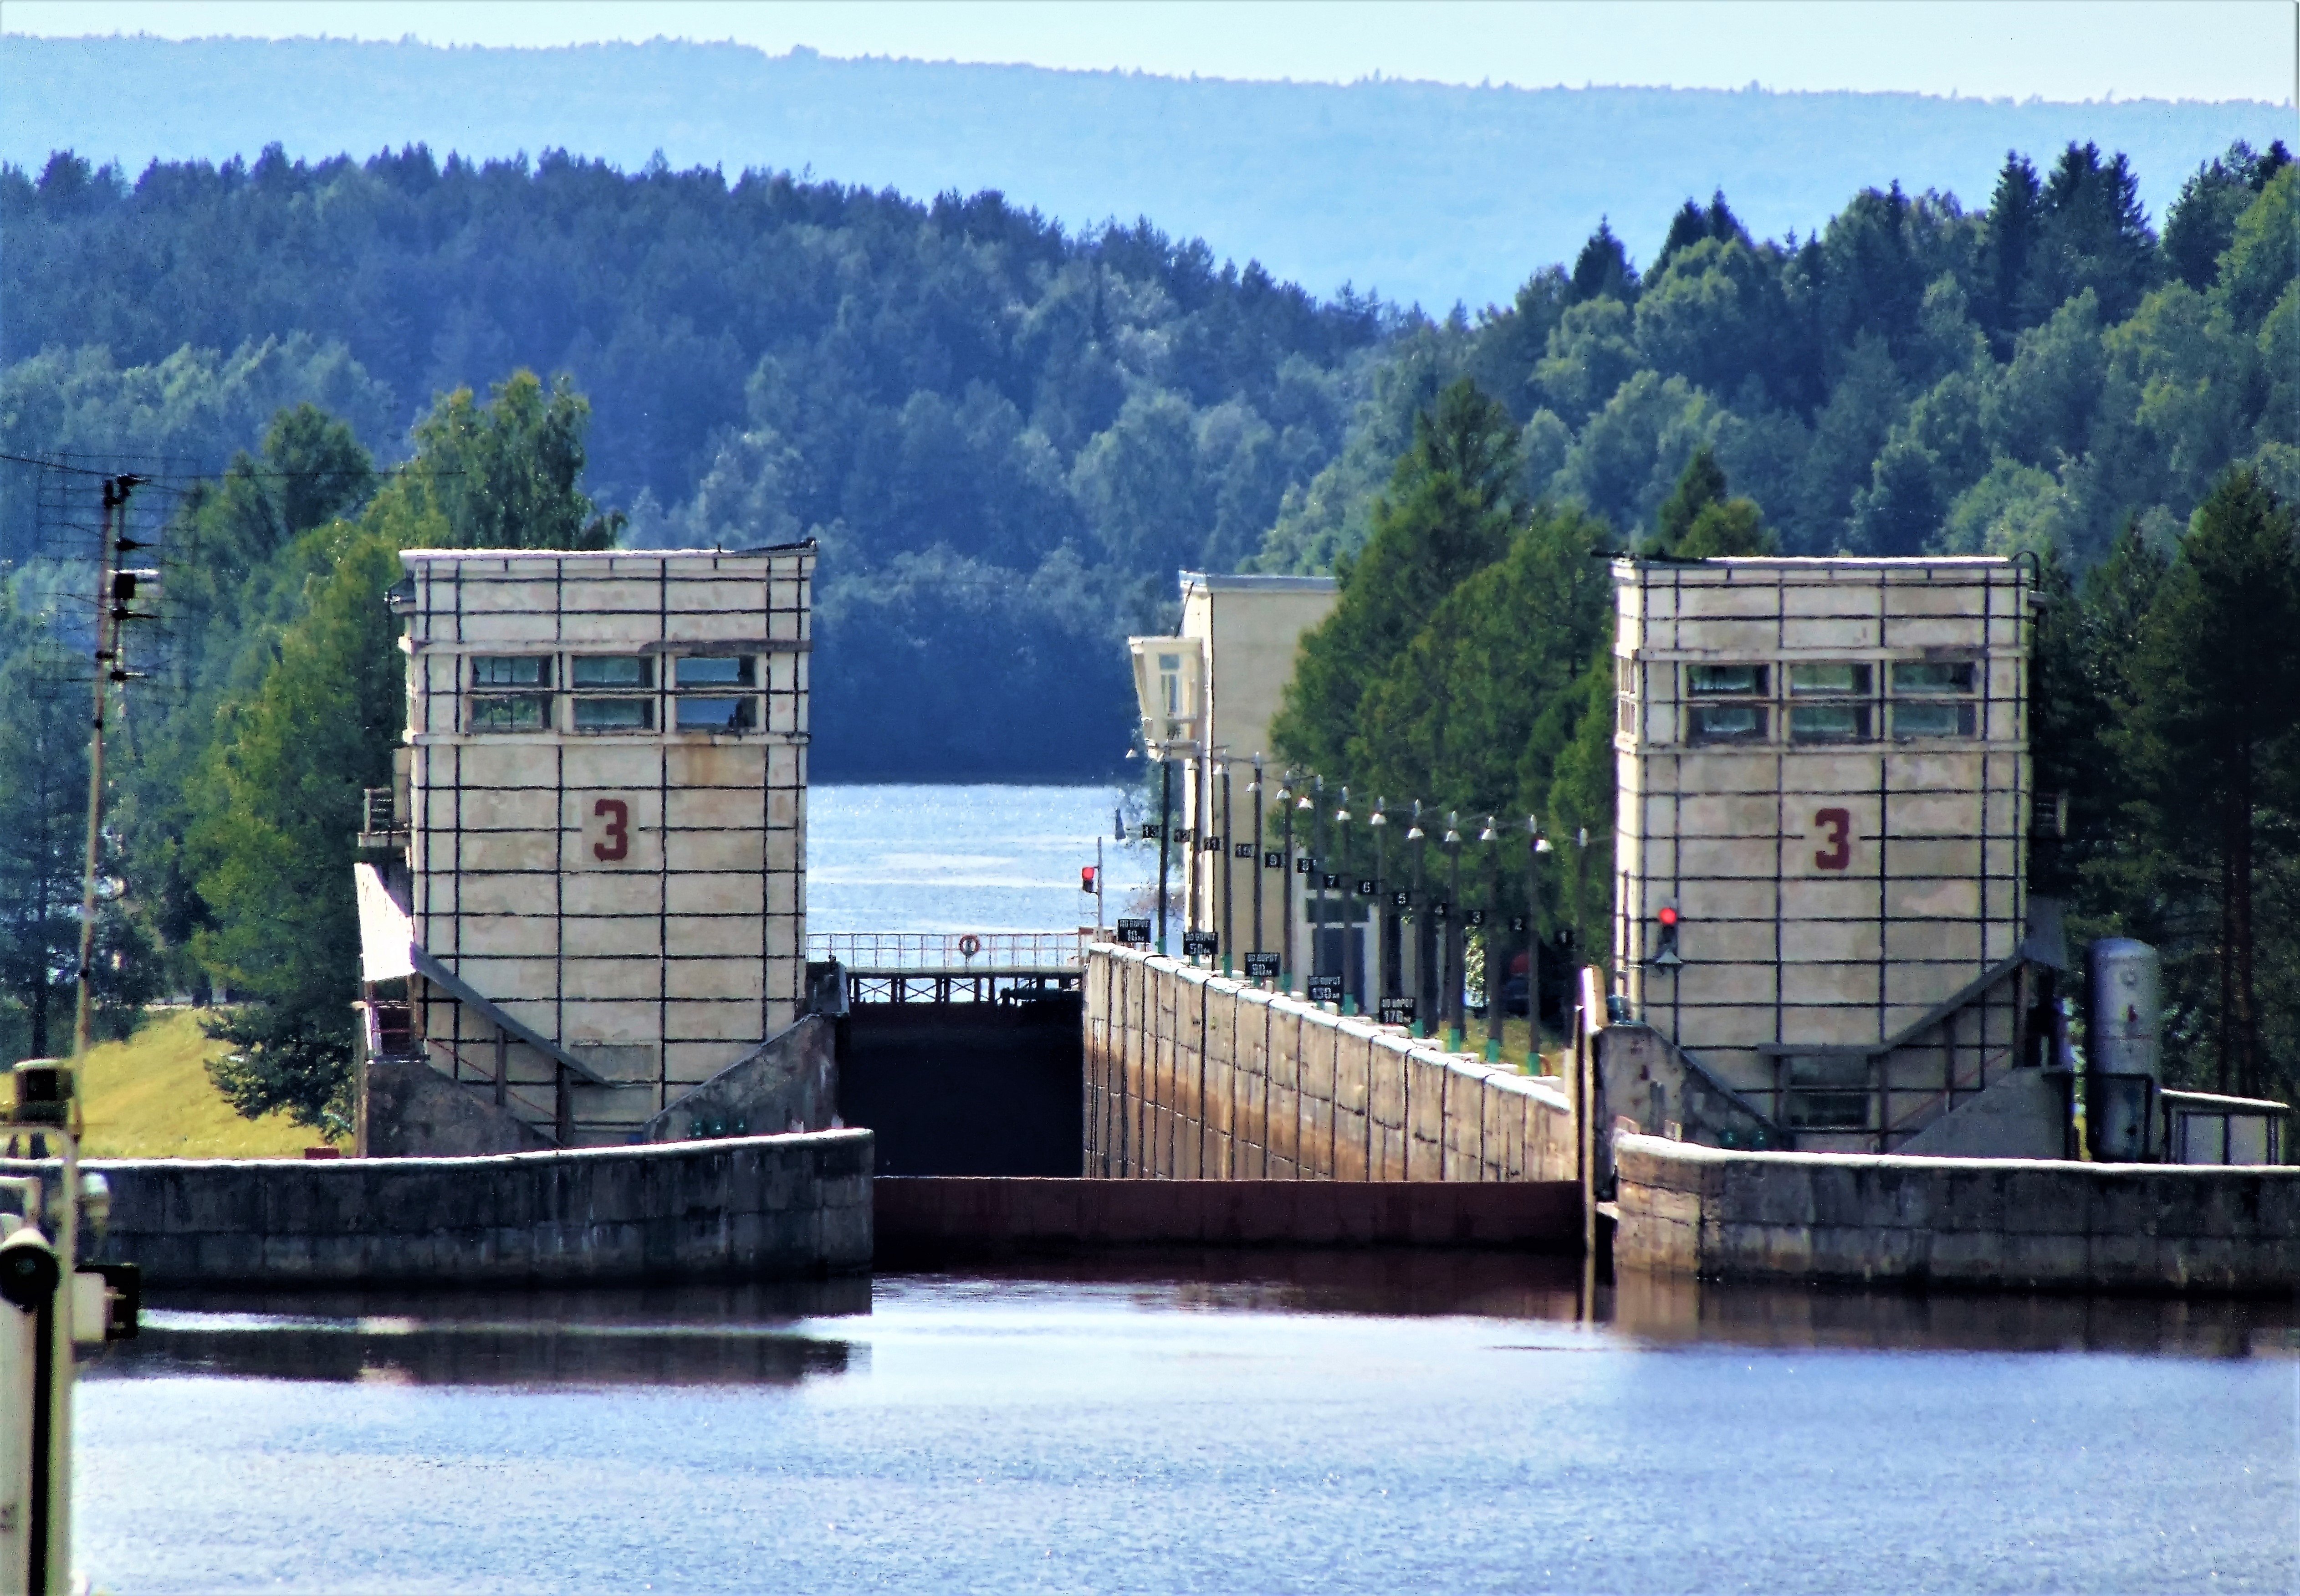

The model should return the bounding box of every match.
[7,0,2295,104]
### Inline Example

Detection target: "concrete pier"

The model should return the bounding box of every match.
[1613,1132,2300,1293]
[62,1130,873,1287]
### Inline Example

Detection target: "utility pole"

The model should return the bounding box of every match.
[75,475,138,1060]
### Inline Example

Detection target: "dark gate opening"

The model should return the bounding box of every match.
[834,992,1084,1177]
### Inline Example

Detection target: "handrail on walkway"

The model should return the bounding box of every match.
[807,930,1093,972]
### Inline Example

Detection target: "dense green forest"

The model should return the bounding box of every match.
[0,146,1384,777]
[1268,141,2299,1105]
[7,33,2284,313]
[1,133,2294,1116]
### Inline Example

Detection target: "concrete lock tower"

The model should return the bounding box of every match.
[366,545,814,1148]
[1610,555,2035,1154]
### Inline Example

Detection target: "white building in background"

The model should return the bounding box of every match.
[375,544,813,1146]
[1128,571,1338,963]
[1610,555,2035,1152]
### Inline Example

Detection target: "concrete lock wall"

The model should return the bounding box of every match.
[1613,1132,2300,1293]
[1083,944,1574,1181]
[62,1130,872,1288]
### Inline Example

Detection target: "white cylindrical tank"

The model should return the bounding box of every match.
[2087,938,2163,1081]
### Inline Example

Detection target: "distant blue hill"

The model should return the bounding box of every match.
[2,33,2285,310]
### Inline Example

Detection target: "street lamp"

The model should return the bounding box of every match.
[1369,796,1389,1008]
[1480,815,1503,1061]
[1216,749,1234,976]
[1406,802,1428,1037]
[1526,814,1551,1074]
[1278,770,1301,992]
[1443,811,1463,1049]
[1333,787,1355,1015]
[1308,777,1327,996]
[1249,755,1266,971]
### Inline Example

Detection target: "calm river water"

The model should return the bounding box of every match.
[81,787,2300,1591]
[81,1261,2300,1593]
[807,783,1154,936]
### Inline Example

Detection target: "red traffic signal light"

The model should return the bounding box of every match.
[1651,901,1683,967]
[1080,866,1098,892]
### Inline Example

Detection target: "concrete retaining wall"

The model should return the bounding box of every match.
[876,1177,1581,1259]
[64,1130,873,1288]
[1084,946,1574,1182]
[1615,1132,2300,1293]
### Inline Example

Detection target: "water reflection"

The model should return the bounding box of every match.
[1608,1268,2300,1359]
[879,1250,2300,1360]
[84,1257,2300,1391]
[89,1277,869,1388]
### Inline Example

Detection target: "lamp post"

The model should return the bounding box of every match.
[1277,771,1298,992]
[1481,815,1504,1062]
[1369,796,1389,1007]
[1249,755,1266,969]
[1406,802,1428,1037]
[1527,815,1551,1073]
[1443,811,1463,1049]
[1308,776,1327,992]
[1333,787,1355,1015]
[1216,751,1234,977]
[1156,746,1174,956]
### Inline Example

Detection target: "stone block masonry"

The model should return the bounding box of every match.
[1084,945,1574,1182]
[60,1130,872,1288]
[1614,1133,2300,1293]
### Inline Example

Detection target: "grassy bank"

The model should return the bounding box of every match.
[72,1008,339,1159]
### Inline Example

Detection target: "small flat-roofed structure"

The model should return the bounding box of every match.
[1610,555,2034,1152]
[385,545,812,1146]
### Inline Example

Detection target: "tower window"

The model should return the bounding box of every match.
[1790,704,1872,743]
[572,655,653,689]
[468,695,550,733]
[470,656,550,689]
[1890,661,1976,696]
[675,655,755,687]
[676,696,757,732]
[1892,701,1978,739]
[572,697,654,732]
[1687,704,1768,743]
[1687,664,1769,696]
[1787,663,1873,696]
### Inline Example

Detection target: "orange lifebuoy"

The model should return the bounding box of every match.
[958,934,982,959]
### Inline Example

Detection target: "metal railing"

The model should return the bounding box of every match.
[807,930,1091,972]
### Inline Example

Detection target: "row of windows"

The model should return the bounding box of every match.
[1625,659,1988,746]
[1676,701,1979,745]
[465,694,760,734]
[460,654,771,735]
[469,654,758,690]
[1682,661,1976,699]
